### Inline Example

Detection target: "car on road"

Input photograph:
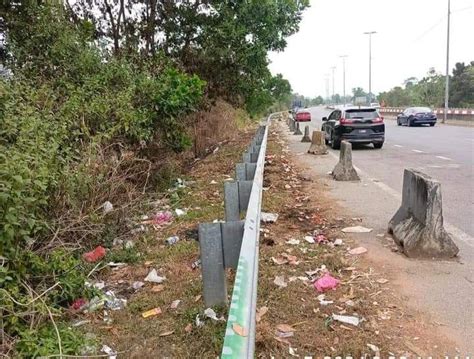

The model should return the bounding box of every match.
[295,110,311,122]
[321,106,385,149]
[396,107,437,127]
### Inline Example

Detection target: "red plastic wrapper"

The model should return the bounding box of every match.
[83,246,107,263]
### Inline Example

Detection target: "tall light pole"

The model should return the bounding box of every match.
[443,0,451,124]
[363,31,377,103]
[339,55,348,106]
[330,66,336,103]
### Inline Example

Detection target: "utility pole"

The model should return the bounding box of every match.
[324,74,330,102]
[330,66,336,103]
[363,31,377,103]
[443,0,451,124]
[339,55,348,106]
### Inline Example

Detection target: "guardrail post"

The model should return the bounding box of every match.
[238,180,253,211]
[199,223,227,307]
[236,163,246,181]
[221,221,245,269]
[224,181,240,221]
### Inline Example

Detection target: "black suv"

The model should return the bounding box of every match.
[321,107,385,149]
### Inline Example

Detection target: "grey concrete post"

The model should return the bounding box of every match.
[388,169,459,258]
[245,163,257,180]
[289,119,295,131]
[301,125,311,142]
[307,131,328,154]
[199,223,227,306]
[332,141,359,181]
[236,163,246,181]
[293,121,302,135]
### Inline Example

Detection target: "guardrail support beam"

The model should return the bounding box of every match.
[222,220,245,269]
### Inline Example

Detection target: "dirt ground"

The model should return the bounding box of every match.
[76,117,458,358]
[253,121,459,358]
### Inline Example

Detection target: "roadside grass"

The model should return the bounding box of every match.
[81,127,256,358]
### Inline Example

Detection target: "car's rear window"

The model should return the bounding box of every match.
[345,109,379,119]
[413,107,432,113]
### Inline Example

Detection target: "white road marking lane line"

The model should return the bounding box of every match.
[436,155,452,161]
[412,149,424,153]
[393,144,403,148]
[326,150,474,248]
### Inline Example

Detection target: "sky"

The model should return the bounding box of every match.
[268,0,474,98]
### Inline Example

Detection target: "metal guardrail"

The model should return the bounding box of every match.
[197,113,280,358]
[220,117,270,358]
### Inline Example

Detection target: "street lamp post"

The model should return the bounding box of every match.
[339,55,348,106]
[443,0,451,124]
[331,66,336,103]
[363,31,377,103]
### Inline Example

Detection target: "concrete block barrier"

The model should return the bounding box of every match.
[331,141,359,181]
[388,169,459,258]
[307,131,328,154]
[301,125,311,142]
[289,119,295,132]
[293,121,302,135]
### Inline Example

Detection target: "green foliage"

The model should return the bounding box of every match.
[379,63,474,108]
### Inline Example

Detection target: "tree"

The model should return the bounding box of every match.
[450,61,474,108]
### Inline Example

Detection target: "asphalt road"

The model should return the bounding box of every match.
[285,106,474,352]
[307,106,474,238]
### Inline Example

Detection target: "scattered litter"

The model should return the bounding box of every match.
[159,330,174,337]
[304,236,315,244]
[71,319,90,327]
[175,208,186,217]
[315,234,327,244]
[332,314,360,326]
[151,285,164,292]
[232,323,248,337]
[276,324,295,338]
[204,308,220,321]
[101,345,117,359]
[333,238,343,246]
[83,296,105,313]
[367,343,380,352]
[132,281,145,290]
[272,257,288,265]
[376,233,385,238]
[165,236,180,245]
[124,240,134,249]
[102,201,113,214]
[105,291,127,311]
[71,298,87,311]
[142,307,162,318]
[143,211,173,226]
[210,180,218,184]
[284,184,291,189]
[195,314,204,327]
[376,278,389,284]
[316,294,334,306]
[348,246,368,255]
[93,281,105,290]
[314,273,340,293]
[342,226,373,233]
[289,347,298,357]
[107,261,126,268]
[194,295,202,302]
[144,269,166,283]
[256,306,268,322]
[345,299,355,307]
[274,276,287,288]
[286,238,300,245]
[261,212,279,223]
[83,246,107,263]
[191,259,201,269]
[185,323,193,333]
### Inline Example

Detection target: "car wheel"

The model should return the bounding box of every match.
[373,142,383,149]
[430,123,435,127]
[408,118,413,127]
[331,132,341,150]
[397,119,401,126]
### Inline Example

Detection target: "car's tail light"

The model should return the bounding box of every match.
[340,118,353,124]
[372,117,384,123]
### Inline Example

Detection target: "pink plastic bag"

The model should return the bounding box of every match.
[314,273,340,292]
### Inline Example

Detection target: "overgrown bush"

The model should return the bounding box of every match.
[0,5,204,354]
